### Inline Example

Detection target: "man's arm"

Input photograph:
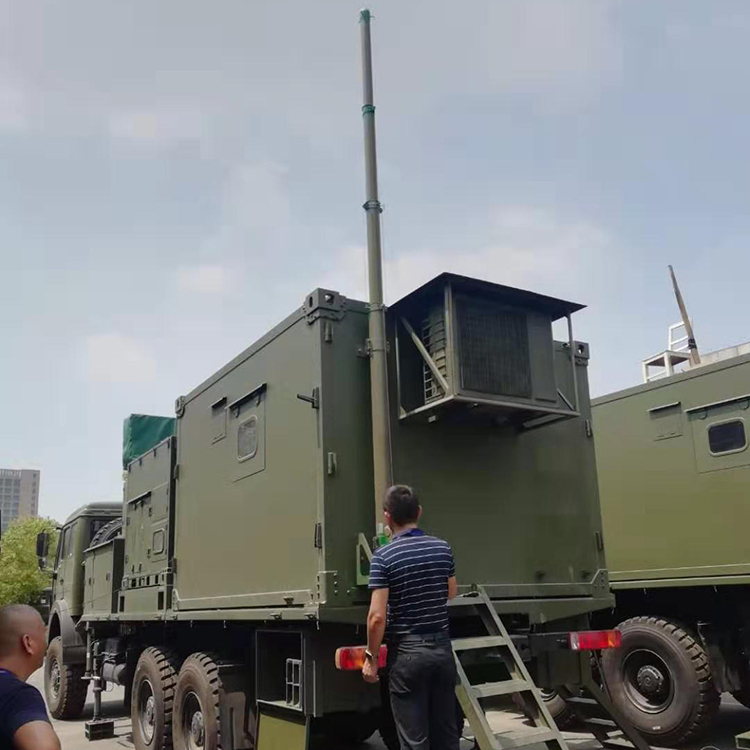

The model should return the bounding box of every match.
[447,576,458,600]
[13,721,61,750]
[447,545,457,599]
[363,587,388,683]
[367,587,389,654]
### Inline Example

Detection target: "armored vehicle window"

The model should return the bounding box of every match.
[238,416,259,461]
[708,420,746,455]
[61,522,76,558]
[153,529,165,555]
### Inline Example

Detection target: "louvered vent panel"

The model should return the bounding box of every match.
[456,299,531,398]
[421,306,448,404]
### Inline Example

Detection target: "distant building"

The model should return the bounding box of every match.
[0,469,40,532]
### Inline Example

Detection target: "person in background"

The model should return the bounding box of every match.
[0,604,61,750]
[363,484,459,750]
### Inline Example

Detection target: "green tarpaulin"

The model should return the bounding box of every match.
[122,414,176,468]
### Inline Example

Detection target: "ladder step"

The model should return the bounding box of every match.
[449,595,482,607]
[472,679,531,698]
[453,635,508,651]
[584,718,617,729]
[495,727,558,748]
[601,739,634,750]
[565,696,597,708]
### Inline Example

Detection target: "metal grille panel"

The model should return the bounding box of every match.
[456,299,531,397]
[421,306,448,403]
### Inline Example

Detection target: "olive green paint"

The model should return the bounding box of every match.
[593,353,750,586]
[53,503,121,618]
[78,275,610,627]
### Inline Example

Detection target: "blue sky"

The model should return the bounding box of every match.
[2,0,749,522]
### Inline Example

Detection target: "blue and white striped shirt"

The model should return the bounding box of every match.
[368,528,456,637]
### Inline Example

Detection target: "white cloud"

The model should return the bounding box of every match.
[0,85,28,132]
[382,0,623,109]
[203,159,290,257]
[82,333,158,384]
[108,109,204,143]
[175,264,231,295]
[324,206,613,305]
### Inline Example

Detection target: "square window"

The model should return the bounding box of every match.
[238,416,259,461]
[708,420,747,455]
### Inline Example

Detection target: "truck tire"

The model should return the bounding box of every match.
[132,646,181,750]
[44,636,88,719]
[601,617,719,746]
[173,652,224,750]
[89,517,123,548]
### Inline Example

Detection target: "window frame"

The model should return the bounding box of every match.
[61,524,72,559]
[708,417,747,457]
[237,414,259,462]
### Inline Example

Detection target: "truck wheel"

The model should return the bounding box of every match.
[44,636,88,719]
[601,617,719,746]
[132,647,181,750]
[173,652,224,750]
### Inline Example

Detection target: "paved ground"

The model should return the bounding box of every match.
[28,668,750,750]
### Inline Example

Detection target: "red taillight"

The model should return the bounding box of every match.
[568,630,622,651]
[335,645,388,670]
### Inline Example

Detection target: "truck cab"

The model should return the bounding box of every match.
[44,502,122,719]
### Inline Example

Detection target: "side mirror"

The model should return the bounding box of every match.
[36,531,50,559]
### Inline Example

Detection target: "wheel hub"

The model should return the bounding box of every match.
[145,697,155,730]
[138,679,156,744]
[637,665,666,697]
[183,692,206,750]
[49,659,61,698]
[622,648,675,714]
[190,711,205,747]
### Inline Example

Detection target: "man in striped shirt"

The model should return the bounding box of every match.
[363,485,459,750]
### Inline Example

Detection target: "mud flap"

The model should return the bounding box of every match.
[255,705,309,750]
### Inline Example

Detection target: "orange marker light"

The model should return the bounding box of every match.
[335,645,388,670]
[568,630,622,651]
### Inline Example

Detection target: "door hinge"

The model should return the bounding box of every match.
[584,419,593,438]
[297,387,320,409]
[595,531,604,551]
[327,452,337,476]
[314,523,323,549]
[324,321,333,343]
[173,464,180,480]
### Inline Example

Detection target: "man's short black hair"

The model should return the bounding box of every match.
[384,485,420,526]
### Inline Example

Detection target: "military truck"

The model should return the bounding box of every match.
[592,350,750,746]
[39,270,626,749]
[42,503,123,717]
[38,12,632,750]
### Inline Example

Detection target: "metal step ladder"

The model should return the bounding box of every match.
[450,588,570,750]
[450,589,651,750]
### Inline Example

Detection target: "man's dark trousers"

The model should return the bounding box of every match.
[387,632,460,750]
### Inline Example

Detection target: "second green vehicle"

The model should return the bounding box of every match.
[593,346,750,746]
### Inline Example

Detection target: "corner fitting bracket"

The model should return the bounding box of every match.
[356,533,374,586]
[357,338,390,358]
[357,339,373,358]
